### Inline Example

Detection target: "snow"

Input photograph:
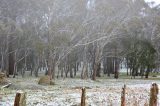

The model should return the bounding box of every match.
[0,78,160,106]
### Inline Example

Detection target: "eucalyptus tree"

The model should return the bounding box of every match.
[0,0,25,76]
[54,0,151,80]
[1,0,159,80]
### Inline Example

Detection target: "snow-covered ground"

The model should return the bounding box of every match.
[0,78,160,106]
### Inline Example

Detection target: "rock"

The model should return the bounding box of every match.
[38,76,54,85]
[0,72,5,78]
[50,81,55,85]
[152,75,157,77]
[0,72,8,85]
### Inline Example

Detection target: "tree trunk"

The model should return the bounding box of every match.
[126,58,128,76]
[81,46,88,79]
[92,62,98,80]
[145,66,150,78]
[13,51,17,78]
[61,67,64,78]
[74,63,77,77]
[34,58,40,77]
[140,67,144,78]
[103,58,107,74]
[8,42,14,76]
[22,50,27,77]
[51,62,56,79]
[30,67,33,76]
[114,60,119,79]
[1,53,4,72]
[111,57,114,74]
[65,65,69,78]
[92,44,100,81]
[114,47,119,79]
[70,65,73,78]
[107,57,112,77]
[96,63,101,77]
[81,63,88,79]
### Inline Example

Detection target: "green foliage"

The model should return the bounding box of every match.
[123,36,156,70]
[35,40,45,55]
[52,35,70,46]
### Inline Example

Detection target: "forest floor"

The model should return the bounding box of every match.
[0,75,160,106]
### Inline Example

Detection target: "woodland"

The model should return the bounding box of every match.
[0,0,160,106]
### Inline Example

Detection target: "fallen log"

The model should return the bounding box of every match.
[1,83,11,89]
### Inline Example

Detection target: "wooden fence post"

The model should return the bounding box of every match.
[121,84,126,106]
[81,87,86,106]
[14,91,26,106]
[149,83,158,106]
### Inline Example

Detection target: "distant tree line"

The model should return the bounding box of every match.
[0,0,160,80]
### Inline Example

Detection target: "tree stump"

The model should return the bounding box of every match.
[121,84,126,106]
[149,83,159,106]
[14,91,26,106]
[81,87,86,106]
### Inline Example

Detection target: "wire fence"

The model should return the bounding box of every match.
[1,83,159,106]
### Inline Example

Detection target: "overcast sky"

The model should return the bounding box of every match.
[145,0,160,6]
